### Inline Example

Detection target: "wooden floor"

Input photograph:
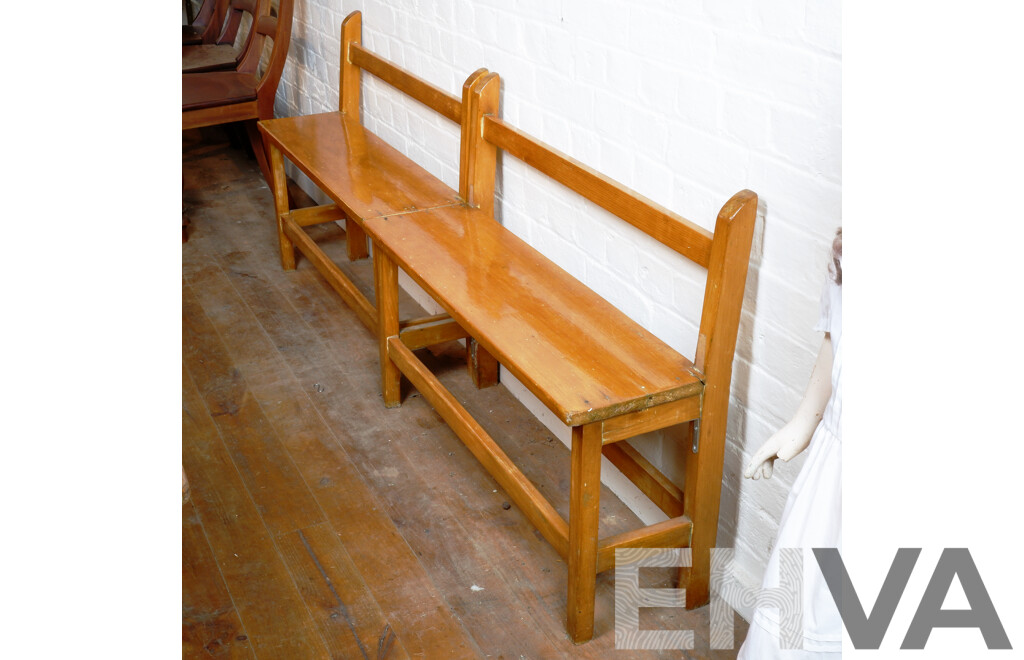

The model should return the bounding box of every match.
[182,127,748,659]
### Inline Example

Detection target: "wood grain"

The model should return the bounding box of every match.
[684,190,758,608]
[184,222,481,657]
[182,498,254,659]
[601,441,686,519]
[350,43,462,124]
[363,205,705,426]
[601,396,703,444]
[276,523,411,660]
[182,361,328,657]
[374,247,402,407]
[567,424,603,642]
[481,115,714,267]
[339,10,361,117]
[258,112,461,223]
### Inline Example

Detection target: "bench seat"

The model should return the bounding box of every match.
[364,204,704,427]
[182,72,259,111]
[259,112,462,223]
[364,65,756,643]
[257,18,495,372]
[258,111,471,334]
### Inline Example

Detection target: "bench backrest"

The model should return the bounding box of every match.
[193,0,232,43]
[215,0,259,47]
[251,0,294,116]
[460,72,757,425]
[338,11,493,207]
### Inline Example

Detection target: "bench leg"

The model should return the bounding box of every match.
[467,338,499,388]
[567,423,602,643]
[268,143,296,271]
[346,218,369,261]
[374,243,402,407]
[680,418,717,609]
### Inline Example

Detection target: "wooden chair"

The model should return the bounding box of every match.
[182,0,293,186]
[182,0,263,74]
[182,0,230,46]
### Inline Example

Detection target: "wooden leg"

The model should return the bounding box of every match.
[374,244,402,407]
[268,143,296,271]
[567,423,602,643]
[466,338,499,389]
[346,219,369,260]
[245,120,272,188]
[680,415,725,608]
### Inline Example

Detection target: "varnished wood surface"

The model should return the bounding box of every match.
[184,0,231,45]
[182,43,243,73]
[482,115,714,267]
[602,442,686,519]
[181,0,292,185]
[364,204,705,426]
[182,128,748,658]
[339,12,361,117]
[350,42,462,124]
[567,424,604,642]
[281,212,378,331]
[682,190,758,609]
[258,112,462,224]
[182,0,264,73]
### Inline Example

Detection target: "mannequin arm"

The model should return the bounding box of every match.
[744,335,833,480]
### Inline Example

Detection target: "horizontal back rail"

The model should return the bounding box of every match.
[481,115,714,268]
[350,43,462,124]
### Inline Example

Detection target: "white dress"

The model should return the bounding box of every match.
[738,278,843,658]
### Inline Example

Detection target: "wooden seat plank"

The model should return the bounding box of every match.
[364,204,704,427]
[182,43,243,73]
[182,71,259,110]
[258,112,461,225]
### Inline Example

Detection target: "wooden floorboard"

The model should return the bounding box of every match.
[182,497,254,659]
[183,278,325,538]
[185,217,483,657]
[277,523,412,660]
[182,361,329,657]
[182,127,748,659]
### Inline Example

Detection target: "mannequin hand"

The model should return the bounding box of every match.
[743,420,816,480]
[745,337,832,480]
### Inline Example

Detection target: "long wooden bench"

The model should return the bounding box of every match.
[364,74,757,642]
[257,11,499,382]
[258,9,756,644]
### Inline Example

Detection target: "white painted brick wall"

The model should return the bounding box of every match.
[272,0,841,621]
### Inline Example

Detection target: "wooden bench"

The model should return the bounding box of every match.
[182,0,262,74]
[257,11,499,383]
[257,9,756,644]
[363,75,758,642]
[182,0,293,187]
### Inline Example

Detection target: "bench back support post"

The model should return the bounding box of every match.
[682,189,758,607]
[459,72,500,216]
[216,0,256,45]
[226,0,268,76]
[254,0,294,121]
[340,11,362,117]
[459,70,502,387]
